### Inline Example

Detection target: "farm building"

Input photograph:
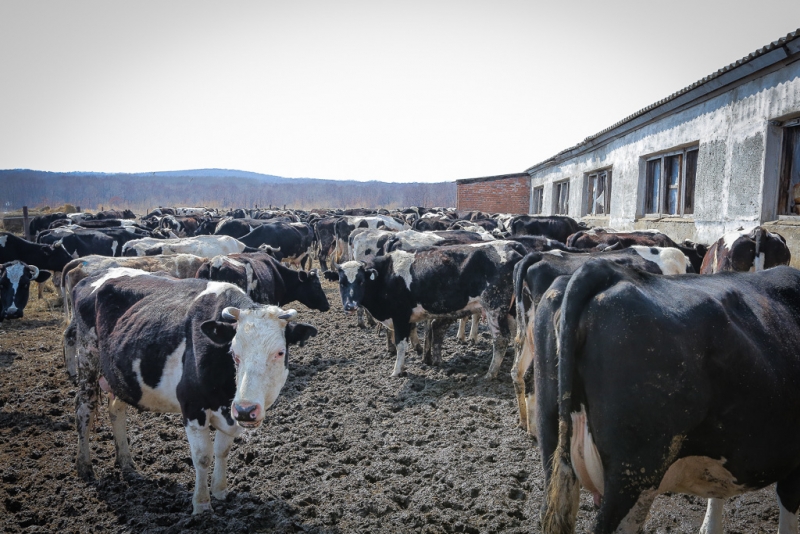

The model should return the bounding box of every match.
[458,29,800,259]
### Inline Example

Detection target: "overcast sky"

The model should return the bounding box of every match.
[1,1,799,183]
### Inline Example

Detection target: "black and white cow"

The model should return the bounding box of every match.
[510,246,692,436]
[0,261,50,320]
[0,232,73,272]
[237,222,314,269]
[536,261,800,534]
[324,241,525,378]
[29,212,68,236]
[37,227,152,258]
[312,217,341,271]
[70,269,317,514]
[196,252,330,312]
[700,226,791,274]
[122,235,248,257]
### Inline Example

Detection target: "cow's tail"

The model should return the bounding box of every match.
[543,259,621,534]
[512,252,539,346]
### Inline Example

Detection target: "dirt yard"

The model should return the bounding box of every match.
[0,279,781,533]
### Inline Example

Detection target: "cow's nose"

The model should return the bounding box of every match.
[344,302,356,311]
[233,402,261,422]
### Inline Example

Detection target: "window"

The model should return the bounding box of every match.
[778,123,800,215]
[586,169,611,215]
[531,186,544,214]
[553,181,569,215]
[644,146,698,216]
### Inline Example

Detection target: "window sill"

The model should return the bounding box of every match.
[636,215,695,222]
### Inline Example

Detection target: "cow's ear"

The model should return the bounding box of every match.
[367,268,378,281]
[196,263,211,279]
[285,322,318,347]
[200,320,237,345]
[34,270,52,283]
[297,270,309,282]
[323,270,339,282]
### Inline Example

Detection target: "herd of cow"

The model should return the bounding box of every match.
[1,204,798,533]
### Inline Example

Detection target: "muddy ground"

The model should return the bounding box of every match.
[0,279,781,533]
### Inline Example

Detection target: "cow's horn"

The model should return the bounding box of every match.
[27,265,40,280]
[278,309,298,320]
[221,307,240,321]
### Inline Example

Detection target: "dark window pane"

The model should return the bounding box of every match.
[646,160,661,213]
[684,149,697,214]
[596,173,605,215]
[664,155,681,215]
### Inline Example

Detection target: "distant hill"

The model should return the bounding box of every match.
[0,169,456,213]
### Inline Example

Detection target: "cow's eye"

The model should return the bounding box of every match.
[276,350,285,359]
[232,354,241,366]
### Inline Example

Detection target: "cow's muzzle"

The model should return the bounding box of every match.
[232,402,262,428]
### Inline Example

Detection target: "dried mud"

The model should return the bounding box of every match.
[0,280,780,533]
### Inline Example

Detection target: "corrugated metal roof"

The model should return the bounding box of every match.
[526,28,800,173]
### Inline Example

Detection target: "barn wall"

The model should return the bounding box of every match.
[528,58,800,245]
[456,176,531,214]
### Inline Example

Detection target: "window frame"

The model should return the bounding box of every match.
[553,180,570,215]
[531,186,544,214]
[644,145,698,217]
[585,168,612,216]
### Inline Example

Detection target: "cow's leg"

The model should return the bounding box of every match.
[429,319,449,366]
[185,418,214,514]
[75,373,99,480]
[484,310,512,380]
[108,396,136,474]
[63,322,78,383]
[390,323,413,377]
[469,312,480,342]
[409,323,422,355]
[209,413,244,500]
[356,307,366,328]
[511,320,535,433]
[594,483,658,534]
[422,321,433,365]
[386,329,396,355]
[776,466,800,534]
[365,308,377,328]
[457,318,467,343]
[699,498,724,534]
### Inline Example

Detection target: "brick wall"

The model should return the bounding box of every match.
[456,176,530,214]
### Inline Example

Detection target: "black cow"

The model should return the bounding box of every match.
[37,227,150,258]
[700,226,791,274]
[29,212,68,236]
[196,252,329,311]
[411,217,451,232]
[536,261,800,534]
[325,241,525,378]
[215,218,268,238]
[313,217,341,271]
[509,215,583,242]
[95,209,136,219]
[511,247,691,435]
[0,232,73,272]
[71,269,317,514]
[238,222,314,269]
[0,261,50,319]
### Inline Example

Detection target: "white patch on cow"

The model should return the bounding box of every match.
[570,406,604,500]
[131,339,185,412]
[89,267,148,294]
[638,229,666,235]
[0,235,6,247]
[470,241,514,262]
[701,498,724,534]
[546,249,563,257]
[409,304,427,323]
[779,499,799,534]
[631,246,688,275]
[753,252,766,272]
[71,250,79,259]
[722,230,749,251]
[111,240,118,257]
[391,339,408,377]
[244,262,257,294]
[4,262,26,313]
[394,230,443,249]
[340,261,362,284]
[230,306,291,425]
[195,281,243,301]
[391,250,415,290]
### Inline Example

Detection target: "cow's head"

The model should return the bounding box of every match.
[324,261,375,313]
[201,305,315,428]
[0,261,49,320]
[297,269,330,312]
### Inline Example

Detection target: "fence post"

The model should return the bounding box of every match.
[22,206,31,240]
[76,206,81,212]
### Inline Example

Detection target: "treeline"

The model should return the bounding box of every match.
[0,169,456,213]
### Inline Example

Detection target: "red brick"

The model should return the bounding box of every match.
[456,177,530,214]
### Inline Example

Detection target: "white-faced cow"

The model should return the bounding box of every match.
[0,261,50,320]
[325,241,525,378]
[536,261,800,534]
[700,226,791,274]
[510,246,692,437]
[70,269,317,514]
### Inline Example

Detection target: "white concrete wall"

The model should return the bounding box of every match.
[529,60,800,244]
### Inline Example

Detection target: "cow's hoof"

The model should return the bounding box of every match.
[414,344,423,355]
[390,370,406,378]
[457,338,466,345]
[192,501,213,515]
[212,488,228,500]
[77,462,94,481]
[484,372,498,380]
[120,465,140,481]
